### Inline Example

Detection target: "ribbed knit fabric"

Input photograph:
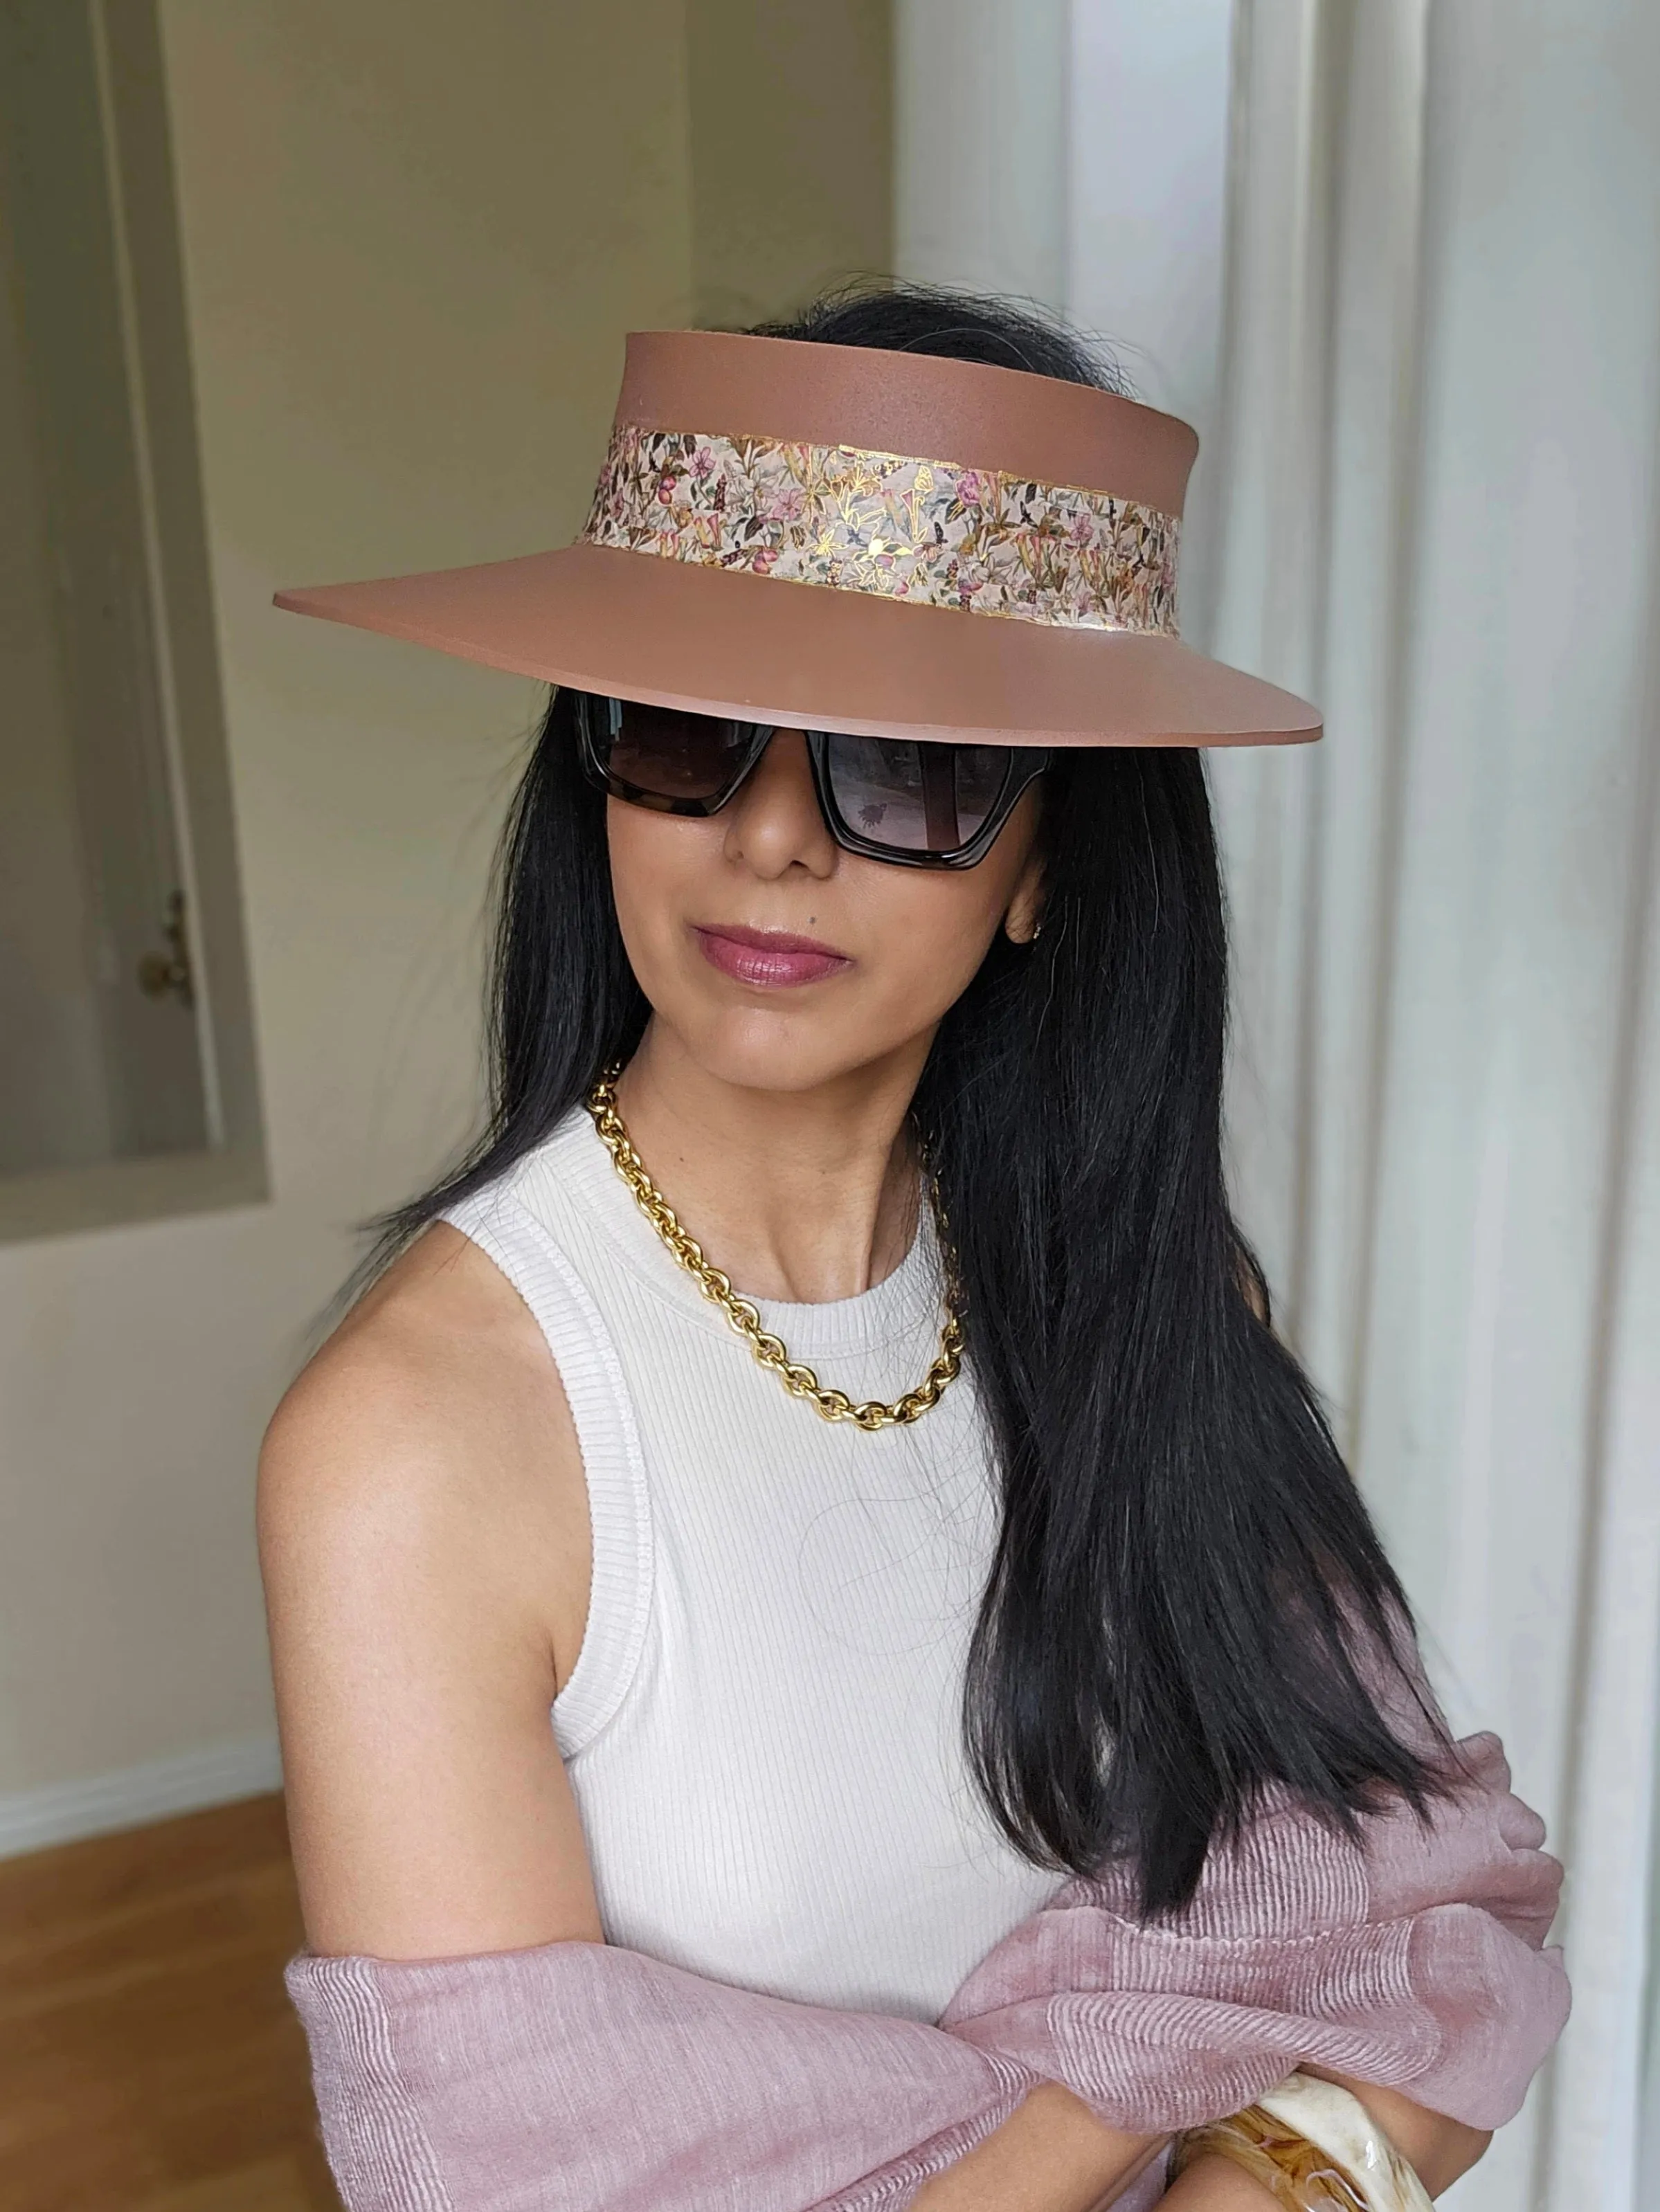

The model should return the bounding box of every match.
[285,1724,1568,2209]
[442,1105,1061,2023]
[285,1110,1571,2210]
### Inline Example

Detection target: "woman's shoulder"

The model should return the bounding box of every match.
[259,1226,602,1955]
[264,1220,570,1487]
[259,1223,590,1694]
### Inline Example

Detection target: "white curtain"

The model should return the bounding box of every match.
[1204,6,1660,2204]
[898,3,1660,2205]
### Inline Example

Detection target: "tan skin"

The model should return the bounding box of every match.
[260,732,1489,2211]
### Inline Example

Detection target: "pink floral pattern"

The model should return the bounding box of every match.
[583,424,1181,633]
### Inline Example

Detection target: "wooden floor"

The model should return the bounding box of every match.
[0,1795,339,2212]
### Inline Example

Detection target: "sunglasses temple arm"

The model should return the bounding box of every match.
[919,745,961,851]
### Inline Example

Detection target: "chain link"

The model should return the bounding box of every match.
[586,1069,966,1431]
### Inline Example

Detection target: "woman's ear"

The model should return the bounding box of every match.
[1003,851,1047,945]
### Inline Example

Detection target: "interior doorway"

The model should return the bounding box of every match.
[0,0,264,1231]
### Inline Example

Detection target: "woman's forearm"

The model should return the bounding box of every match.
[1157,2070,1493,2209]
[910,2082,1163,2212]
[901,2066,1490,2212]
[1308,2069,1491,2195]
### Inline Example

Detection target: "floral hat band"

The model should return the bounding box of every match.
[581,424,1182,636]
[275,329,1321,749]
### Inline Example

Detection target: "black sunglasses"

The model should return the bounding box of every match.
[572,691,1049,869]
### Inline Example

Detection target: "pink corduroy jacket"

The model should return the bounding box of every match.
[287,1730,1568,2211]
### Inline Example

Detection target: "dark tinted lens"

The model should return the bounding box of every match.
[593,698,759,801]
[822,735,1014,853]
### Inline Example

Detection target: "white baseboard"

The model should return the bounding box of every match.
[0,1732,284,1859]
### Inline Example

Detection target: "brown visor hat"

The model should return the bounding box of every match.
[275,329,1320,749]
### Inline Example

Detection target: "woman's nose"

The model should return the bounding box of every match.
[721,731,837,878]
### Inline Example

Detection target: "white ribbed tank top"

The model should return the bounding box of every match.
[444,1105,1061,2022]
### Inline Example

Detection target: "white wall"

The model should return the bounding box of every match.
[0,0,894,1854]
[1065,1,1233,430]
[0,0,696,1844]
[1065,1,1234,642]
[894,0,1070,308]
[898,0,1236,634]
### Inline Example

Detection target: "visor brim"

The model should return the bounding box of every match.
[276,539,1321,749]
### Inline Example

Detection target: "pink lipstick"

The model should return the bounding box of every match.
[692,923,851,988]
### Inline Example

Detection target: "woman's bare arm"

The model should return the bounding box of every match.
[912,2087,1162,2212]
[260,1224,601,1956]
[262,1226,1159,2207]
[1311,2072,1490,2194]
[914,2066,1489,2212]
[265,1246,1484,2209]
[913,2060,1490,2212]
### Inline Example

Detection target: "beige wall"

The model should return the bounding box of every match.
[0,0,889,1821]
[689,0,892,327]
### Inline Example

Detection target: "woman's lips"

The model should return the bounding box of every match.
[692,923,852,988]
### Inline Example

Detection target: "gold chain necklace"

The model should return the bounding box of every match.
[586,1069,966,1431]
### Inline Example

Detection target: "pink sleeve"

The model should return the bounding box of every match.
[939,1731,1569,2132]
[287,1721,1568,2204]
[287,1938,1054,2211]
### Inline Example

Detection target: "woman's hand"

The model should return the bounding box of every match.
[910,2082,1164,2212]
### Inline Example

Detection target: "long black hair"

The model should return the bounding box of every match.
[380,284,1445,1914]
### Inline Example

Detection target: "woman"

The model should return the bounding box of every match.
[262,288,1567,2211]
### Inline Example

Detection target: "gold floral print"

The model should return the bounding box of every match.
[582,424,1181,634]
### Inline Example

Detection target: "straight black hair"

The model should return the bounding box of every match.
[378,283,1446,1914]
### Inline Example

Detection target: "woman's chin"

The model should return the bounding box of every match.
[651,1009,910,1101]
